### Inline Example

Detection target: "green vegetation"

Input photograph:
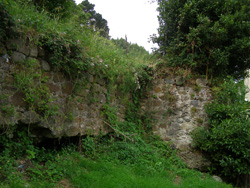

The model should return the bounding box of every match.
[0,0,248,187]
[192,78,250,186]
[153,0,250,79]
[13,59,59,117]
[79,0,109,38]
[0,126,231,188]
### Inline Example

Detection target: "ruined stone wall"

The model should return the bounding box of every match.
[1,38,211,169]
[141,74,212,169]
[0,38,125,138]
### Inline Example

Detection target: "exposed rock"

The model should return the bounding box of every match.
[11,91,27,108]
[29,45,38,57]
[154,86,162,93]
[191,100,199,107]
[6,38,30,56]
[53,72,65,82]
[40,59,50,71]
[46,82,61,93]
[165,78,175,84]
[5,39,21,50]
[20,111,41,124]
[142,72,211,170]
[178,150,211,170]
[0,57,10,70]
[196,78,208,87]
[65,126,81,137]
[212,175,223,182]
[62,82,73,94]
[11,51,26,63]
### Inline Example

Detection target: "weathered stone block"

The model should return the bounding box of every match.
[177,118,184,123]
[165,78,174,84]
[65,126,80,137]
[184,116,191,122]
[46,82,61,93]
[11,91,27,107]
[53,72,65,82]
[0,57,10,71]
[196,78,208,87]
[190,100,199,107]
[20,111,41,124]
[152,99,162,106]
[40,59,50,71]
[166,123,181,136]
[178,150,210,170]
[62,82,73,94]
[6,39,21,50]
[154,86,162,93]
[29,45,38,57]
[7,39,30,56]
[11,52,26,63]
[78,103,89,111]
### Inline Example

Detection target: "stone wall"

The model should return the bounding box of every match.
[1,38,211,169]
[0,38,126,138]
[141,74,212,169]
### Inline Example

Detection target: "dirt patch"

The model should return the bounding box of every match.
[174,175,182,185]
[56,179,71,188]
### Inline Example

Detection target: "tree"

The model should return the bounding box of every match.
[154,0,250,79]
[112,38,149,56]
[79,0,109,38]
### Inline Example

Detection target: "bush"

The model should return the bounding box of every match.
[192,78,250,185]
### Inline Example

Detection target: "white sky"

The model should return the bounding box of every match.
[75,0,159,52]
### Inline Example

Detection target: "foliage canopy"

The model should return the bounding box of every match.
[154,0,250,79]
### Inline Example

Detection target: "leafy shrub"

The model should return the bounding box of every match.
[192,78,250,185]
[40,31,90,77]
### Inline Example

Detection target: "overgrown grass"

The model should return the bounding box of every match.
[1,143,232,188]
[2,0,156,93]
[0,127,232,188]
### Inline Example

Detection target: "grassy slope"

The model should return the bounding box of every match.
[7,151,231,188]
[1,1,232,188]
